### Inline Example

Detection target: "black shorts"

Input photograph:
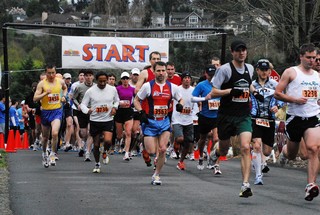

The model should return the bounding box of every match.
[133,111,140,121]
[28,114,35,129]
[285,114,320,142]
[114,108,133,124]
[74,110,90,129]
[89,120,114,137]
[252,119,275,147]
[198,114,217,135]
[64,106,73,118]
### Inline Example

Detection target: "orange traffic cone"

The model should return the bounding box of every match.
[22,132,29,149]
[6,130,16,153]
[15,131,22,150]
[0,133,4,149]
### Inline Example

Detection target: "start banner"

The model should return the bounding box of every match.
[62,36,169,70]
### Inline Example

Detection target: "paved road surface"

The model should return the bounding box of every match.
[8,150,320,215]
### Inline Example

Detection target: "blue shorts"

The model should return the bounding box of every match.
[41,108,63,127]
[142,117,171,137]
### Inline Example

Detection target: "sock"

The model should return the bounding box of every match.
[252,151,262,178]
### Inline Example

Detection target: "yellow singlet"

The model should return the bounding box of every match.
[41,78,62,110]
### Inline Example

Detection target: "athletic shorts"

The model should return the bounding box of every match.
[141,117,171,137]
[114,108,133,124]
[252,119,275,147]
[64,106,73,118]
[89,120,114,137]
[172,123,194,143]
[74,109,90,129]
[198,114,217,134]
[28,113,35,129]
[217,113,252,140]
[285,114,320,142]
[41,108,63,127]
[133,111,140,121]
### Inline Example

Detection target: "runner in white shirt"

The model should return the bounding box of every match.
[81,71,120,173]
[171,72,195,170]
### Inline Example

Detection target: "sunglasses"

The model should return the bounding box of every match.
[121,77,129,80]
[316,58,320,62]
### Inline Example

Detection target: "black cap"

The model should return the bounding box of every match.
[181,71,192,79]
[256,59,270,70]
[231,40,247,51]
[205,65,216,75]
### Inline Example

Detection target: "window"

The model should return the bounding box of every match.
[189,16,198,24]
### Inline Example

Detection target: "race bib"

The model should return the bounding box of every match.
[208,99,220,110]
[154,105,168,118]
[256,118,270,128]
[302,87,318,99]
[48,94,60,104]
[232,87,249,102]
[96,105,109,113]
[181,107,191,115]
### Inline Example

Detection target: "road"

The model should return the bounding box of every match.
[7,150,319,215]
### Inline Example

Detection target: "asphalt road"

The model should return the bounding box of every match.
[7,150,320,215]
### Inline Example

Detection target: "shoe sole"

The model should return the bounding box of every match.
[43,163,49,168]
[239,188,253,198]
[84,158,91,162]
[262,167,270,173]
[151,182,162,185]
[92,169,100,173]
[305,187,319,201]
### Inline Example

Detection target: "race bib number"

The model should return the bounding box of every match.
[96,105,109,113]
[256,118,270,128]
[208,99,220,110]
[119,100,131,108]
[181,107,191,115]
[232,87,249,102]
[154,105,168,118]
[302,88,318,99]
[48,94,60,104]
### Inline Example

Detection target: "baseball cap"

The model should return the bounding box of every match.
[205,65,216,75]
[21,100,25,105]
[256,59,270,70]
[121,72,130,79]
[231,40,247,51]
[63,73,72,79]
[131,68,140,75]
[181,71,192,79]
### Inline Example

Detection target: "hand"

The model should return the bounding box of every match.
[253,91,264,102]
[139,110,149,124]
[230,88,243,97]
[176,103,183,112]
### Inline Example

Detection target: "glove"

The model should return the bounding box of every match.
[176,103,183,113]
[253,91,264,102]
[230,88,243,97]
[139,110,149,124]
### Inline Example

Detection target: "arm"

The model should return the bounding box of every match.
[61,79,68,103]
[274,68,307,104]
[133,95,142,112]
[33,81,47,102]
[80,91,92,115]
[134,69,148,94]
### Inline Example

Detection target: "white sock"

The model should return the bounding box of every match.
[252,151,262,177]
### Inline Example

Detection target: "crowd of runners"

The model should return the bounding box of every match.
[1,40,320,201]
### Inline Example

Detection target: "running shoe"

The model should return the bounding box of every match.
[207,159,215,169]
[278,151,287,166]
[254,175,263,185]
[102,152,109,165]
[92,163,101,173]
[142,149,152,167]
[108,148,115,155]
[189,152,195,161]
[213,164,222,175]
[84,152,91,162]
[239,183,253,198]
[49,153,56,166]
[170,150,178,159]
[54,153,59,161]
[177,161,186,170]
[197,158,204,170]
[151,175,162,185]
[261,164,270,173]
[209,149,218,163]
[64,144,72,152]
[131,150,138,157]
[78,148,85,157]
[123,152,130,161]
[33,144,38,151]
[42,153,49,168]
[305,183,319,201]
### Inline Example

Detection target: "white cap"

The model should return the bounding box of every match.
[131,68,140,75]
[21,100,25,105]
[63,73,72,79]
[121,72,130,79]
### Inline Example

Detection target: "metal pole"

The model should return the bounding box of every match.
[2,26,9,143]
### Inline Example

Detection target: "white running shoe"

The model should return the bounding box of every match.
[213,164,222,175]
[197,159,204,170]
[102,152,109,165]
[49,153,56,166]
[92,163,101,173]
[123,152,130,161]
[42,153,49,168]
[84,152,91,162]
[151,175,162,185]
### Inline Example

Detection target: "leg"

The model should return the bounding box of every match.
[239,132,252,184]
[154,131,170,176]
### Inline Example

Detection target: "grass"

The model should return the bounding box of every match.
[0,149,8,168]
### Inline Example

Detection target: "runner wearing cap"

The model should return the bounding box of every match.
[115,72,135,161]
